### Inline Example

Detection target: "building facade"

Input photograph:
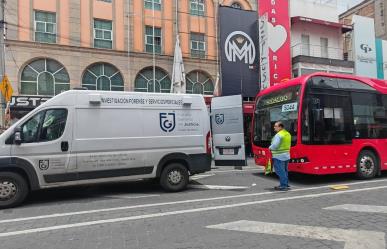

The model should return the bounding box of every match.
[339,0,387,40]
[290,0,354,77]
[4,0,256,103]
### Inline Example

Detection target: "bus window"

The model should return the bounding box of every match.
[352,93,387,138]
[254,85,300,147]
[305,93,352,144]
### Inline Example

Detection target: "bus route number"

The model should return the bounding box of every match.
[282,102,298,112]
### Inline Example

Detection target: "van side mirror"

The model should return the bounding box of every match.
[14,127,22,145]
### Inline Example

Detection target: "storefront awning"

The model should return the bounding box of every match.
[291,16,353,33]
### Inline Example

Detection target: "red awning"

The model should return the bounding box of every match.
[291,16,352,33]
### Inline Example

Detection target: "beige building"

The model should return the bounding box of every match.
[4,0,257,102]
[339,0,387,39]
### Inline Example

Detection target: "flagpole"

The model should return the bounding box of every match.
[214,0,221,96]
[152,0,156,92]
[130,0,134,91]
[0,0,6,129]
[175,0,178,34]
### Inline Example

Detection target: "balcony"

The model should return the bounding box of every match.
[291,43,353,60]
[291,43,354,68]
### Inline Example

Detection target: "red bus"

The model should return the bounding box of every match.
[252,73,387,179]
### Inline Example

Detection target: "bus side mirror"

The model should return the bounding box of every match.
[14,127,22,145]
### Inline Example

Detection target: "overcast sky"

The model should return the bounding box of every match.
[337,0,365,13]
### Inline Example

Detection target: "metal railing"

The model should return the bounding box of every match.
[291,43,353,61]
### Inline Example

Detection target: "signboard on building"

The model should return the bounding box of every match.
[9,96,51,109]
[258,0,291,88]
[259,14,270,90]
[219,6,259,97]
[376,38,387,80]
[352,15,377,78]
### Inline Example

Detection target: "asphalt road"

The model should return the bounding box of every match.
[1,163,387,249]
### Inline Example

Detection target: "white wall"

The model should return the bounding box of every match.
[291,22,343,60]
[290,0,339,22]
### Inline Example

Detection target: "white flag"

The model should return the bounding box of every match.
[213,73,221,96]
[171,35,186,93]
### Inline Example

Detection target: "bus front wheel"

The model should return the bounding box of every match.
[356,150,378,179]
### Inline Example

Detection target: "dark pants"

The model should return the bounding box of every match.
[273,158,289,188]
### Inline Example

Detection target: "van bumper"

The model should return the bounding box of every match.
[188,153,212,174]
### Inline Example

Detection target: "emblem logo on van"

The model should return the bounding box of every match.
[215,114,224,125]
[39,160,49,170]
[160,113,176,132]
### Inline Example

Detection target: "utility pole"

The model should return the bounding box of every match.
[0,0,6,129]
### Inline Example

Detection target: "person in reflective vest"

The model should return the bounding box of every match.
[269,121,291,191]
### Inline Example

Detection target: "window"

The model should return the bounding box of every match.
[145,26,162,53]
[231,3,242,9]
[144,0,161,10]
[190,33,206,58]
[94,19,113,49]
[82,63,124,91]
[21,58,70,96]
[301,34,310,56]
[352,93,387,139]
[190,0,205,16]
[320,37,328,58]
[186,71,214,95]
[254,86,301,147]
[309,77,376,91]
[302,93,352,144]
[34,11,56,43]
[134,67,171,93]
[98,0,112,2]
[21,109,67,143]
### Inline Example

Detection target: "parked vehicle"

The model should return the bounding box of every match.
[253,72,387,179]
[0,90,212,208]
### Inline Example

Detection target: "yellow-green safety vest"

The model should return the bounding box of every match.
[271,129,291,155]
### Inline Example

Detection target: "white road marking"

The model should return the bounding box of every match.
[2,178,387,225]
[190,174,215,180]
[206,220,385,249]
[212,168,263,173]
[189,184,249,190]
[0,185,387,238]
[324,204,387,214]
[102,194,160,199]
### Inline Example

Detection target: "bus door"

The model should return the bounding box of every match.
[306,92,354,168]
[211,95,246,166]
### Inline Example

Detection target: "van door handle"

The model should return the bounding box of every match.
[61,141,69,152]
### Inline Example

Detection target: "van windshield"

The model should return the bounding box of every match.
[253,85,301,148]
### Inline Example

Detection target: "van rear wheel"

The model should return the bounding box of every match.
[160,163,189,192]
[356,150,378,179]
[0,172,28,209]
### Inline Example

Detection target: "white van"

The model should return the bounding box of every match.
[0,90,212,208]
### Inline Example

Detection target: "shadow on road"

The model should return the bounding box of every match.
[24,179,164,207]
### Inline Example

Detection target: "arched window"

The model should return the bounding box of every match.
[82,63,124,91]
[186,71,214,95]
[231,2,242,9]
[20,58,70,96]
[134,67,171,93]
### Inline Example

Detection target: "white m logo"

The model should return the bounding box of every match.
[225,31,256,64]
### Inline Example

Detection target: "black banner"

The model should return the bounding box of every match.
[219,6,259,98]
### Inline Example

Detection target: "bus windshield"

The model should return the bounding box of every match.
[254,85,301,148]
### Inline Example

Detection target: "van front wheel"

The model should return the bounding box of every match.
[0,172,28,209]
[160,163,189,192]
